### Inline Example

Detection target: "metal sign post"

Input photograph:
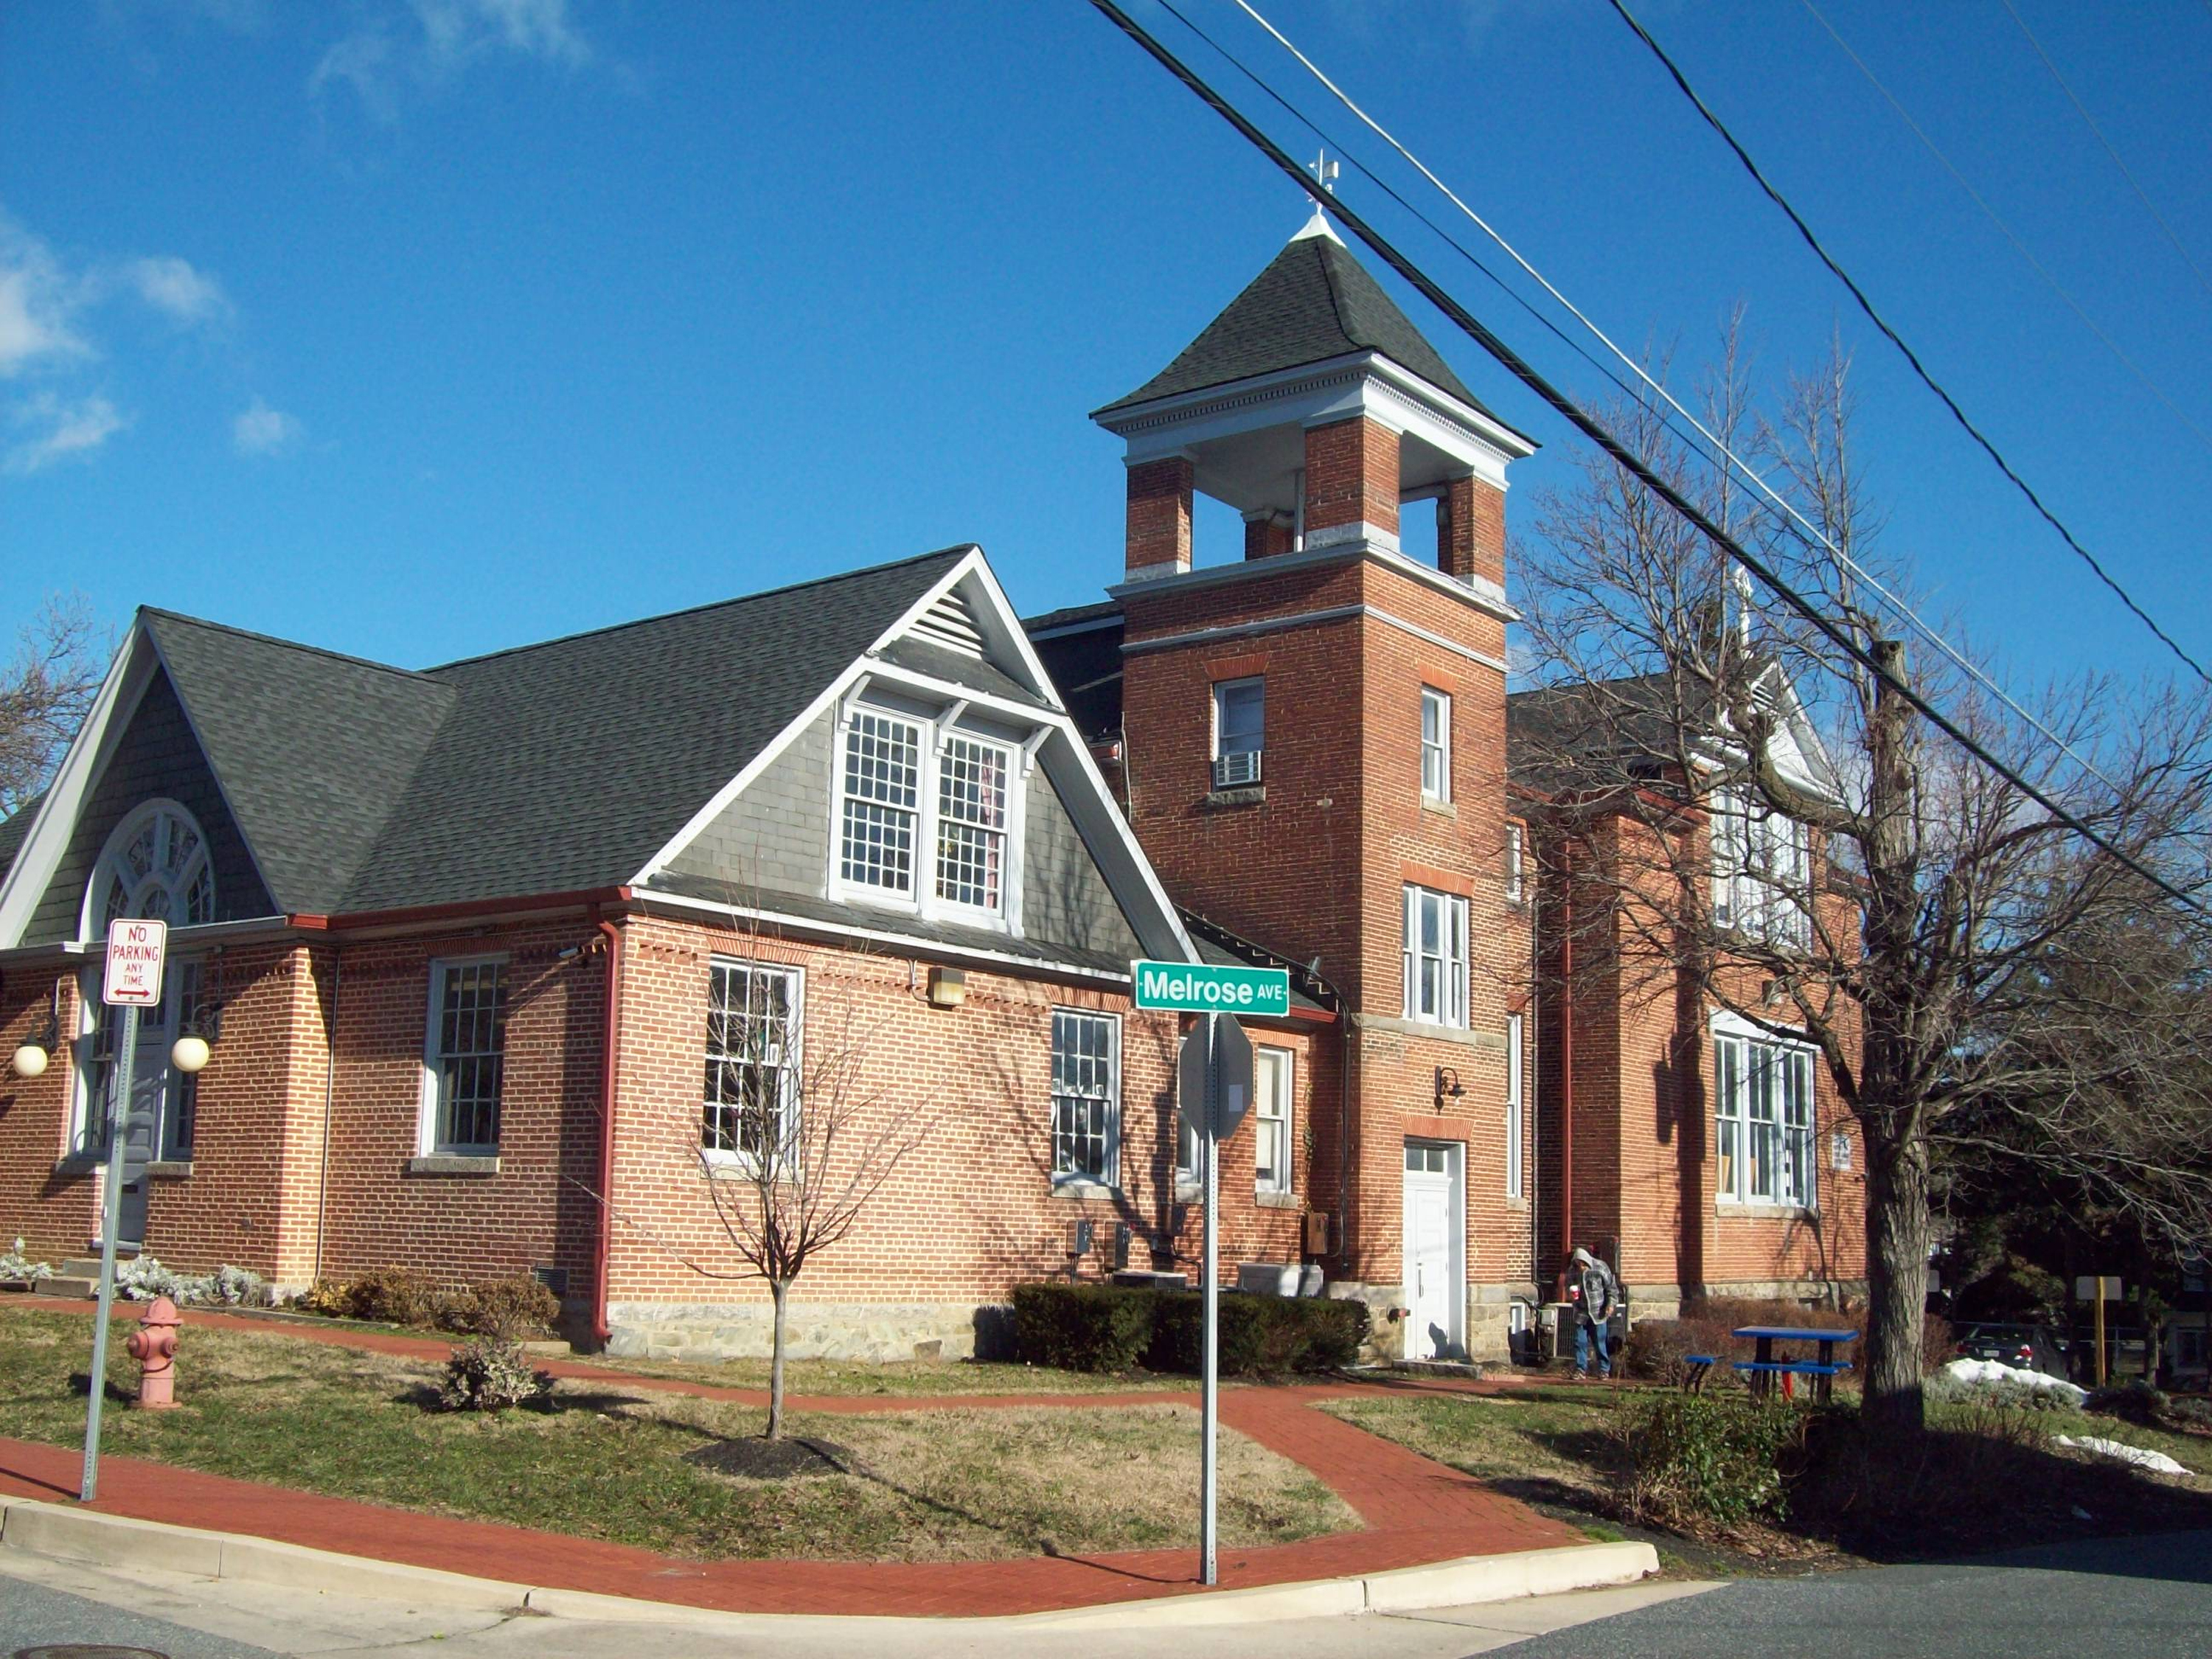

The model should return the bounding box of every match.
[83,918,166,1503]
[1178,1009,1255,1587]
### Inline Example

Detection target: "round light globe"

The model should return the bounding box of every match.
[170,1034,211,1075]
[11,1043,49,1079]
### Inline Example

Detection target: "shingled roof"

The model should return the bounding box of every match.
[1093,220,1496,420]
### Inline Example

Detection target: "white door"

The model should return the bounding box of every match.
[1402,1141,1464,1360]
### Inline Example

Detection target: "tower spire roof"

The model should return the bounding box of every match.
[1093,225,1500,422]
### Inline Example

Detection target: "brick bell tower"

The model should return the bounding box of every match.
[1091,206,1541,1360]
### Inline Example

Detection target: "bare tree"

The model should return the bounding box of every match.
[1514,323,2212,1431]
[1,595,105,819]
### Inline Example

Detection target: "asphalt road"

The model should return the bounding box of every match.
[1492,1531,2212,1658]
[1,1573,287,1658]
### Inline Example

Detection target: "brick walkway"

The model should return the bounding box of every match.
[0,1301,1583,1618]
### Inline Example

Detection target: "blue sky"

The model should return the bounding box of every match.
[4,0,2210,697]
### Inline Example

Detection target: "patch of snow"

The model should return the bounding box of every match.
[2056,1436,2191,1477]
[1938,1356,2088,1406]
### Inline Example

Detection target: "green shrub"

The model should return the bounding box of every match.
[1009,1282,1366,1376]
[434,1275,562,1340]
[1010,1284,1158,1372]
[434,1338,554,1413]
[1620,1391,1808,1529]
[1145,1292,1366,1376]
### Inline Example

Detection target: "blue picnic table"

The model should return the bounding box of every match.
[1733,1324,1856,1402]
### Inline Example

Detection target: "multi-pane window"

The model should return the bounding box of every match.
[1420,687,1450,801]
[840,711,923,897]
[1505,824,1525,905]
[1714,1026,1816,1207]
[1402,884,1470,1027]
[1711,789,1811,949]
[426,959,507,1152]
[936,734,1011,913]
[1212,677,1265,787]
[1254,1047,1293,1194]
[703,961,801,1164]
[164,962,202,1161]
[86,800,215,942]
[1051,1009,1119,1187]
[1505,1012,1524,1199]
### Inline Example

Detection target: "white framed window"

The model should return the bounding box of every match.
[1254,1046,1293,1194]
[71,959,204,1164]
[1505,1012,1524,1199]
[81,798,215,942]
[703,959,802,1166]
[1420,686,1450,802]
[1212,677,1264,787]
[839,709,925,899]
[935,733,1012,914]
[1714,1020,1816,1207]
[1402,883,1470,1028]
[1051,1009,1119,1188]
[421,958,508,1154]
[1505,824,1525,905]
[1711,789,1811,950]
[834,701,1024,927]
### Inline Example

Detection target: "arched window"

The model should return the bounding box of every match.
[81,799,215,940]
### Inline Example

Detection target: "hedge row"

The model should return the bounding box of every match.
[1010,1281,1367,1375]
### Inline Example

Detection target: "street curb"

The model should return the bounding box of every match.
[0,1495,1656,1630]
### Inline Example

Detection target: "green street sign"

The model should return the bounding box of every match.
[1131,959,1291,1017]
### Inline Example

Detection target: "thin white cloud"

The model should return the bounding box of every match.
[123,255,231,327]
[6,393,128,476]
[232,397,302,456]
[0,220,90,378]
[313,0,588,119]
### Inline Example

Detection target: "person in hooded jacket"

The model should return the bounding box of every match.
[1571,1246,1621,1380]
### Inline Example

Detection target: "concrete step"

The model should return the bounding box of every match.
[33,1276,98,1298]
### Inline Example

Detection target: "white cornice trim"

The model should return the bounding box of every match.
[1121,602,1507,676]
[1107,538,1517,624]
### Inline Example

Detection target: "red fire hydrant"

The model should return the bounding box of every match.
[126,1295,181,1410]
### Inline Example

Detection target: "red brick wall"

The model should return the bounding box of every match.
[1437,476,1506,589]
[1125,456,1194,578]
[1304,417,1399,538]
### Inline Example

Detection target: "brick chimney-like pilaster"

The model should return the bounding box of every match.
[1302,417,1399,549]
[1126,456,1194,581]
[1437,473,1506,590]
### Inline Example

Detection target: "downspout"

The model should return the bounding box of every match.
[592,907,625,1347]
[311,952,342,1285]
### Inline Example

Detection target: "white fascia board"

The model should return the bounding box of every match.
[0,913,296,970]
[1034,726,1197,966]
[1753,662,1844,799]
[0,622,157,949]
[945,554,1065,709]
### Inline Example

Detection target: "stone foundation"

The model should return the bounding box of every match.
[1624,1279,1867,1321]
[604,1300,1001,1363]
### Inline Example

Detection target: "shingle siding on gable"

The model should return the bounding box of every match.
[667,707,834,900]
[667,710,1141,967]
[1023,762,1141,963]
[26,669,274,945]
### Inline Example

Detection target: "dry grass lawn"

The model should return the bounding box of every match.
[0,1306,1352,1561]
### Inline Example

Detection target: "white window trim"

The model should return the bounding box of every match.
[1711,789,1811,950]
[829,698,1027,934]
[1420,686,1451,803]
[1401,883,1471,1029]
[1254,1046,1293,1196]
[1711,1012,1819,1211]
[1050,1007,1121,1193]
[1504,824,1525,905]
[1211,676,1265,780]
[700,958,805,1173]
[72,960,201,1164]
[1505,1012,1524,1200]
[79,796,216,942]
[417,955,509,1158]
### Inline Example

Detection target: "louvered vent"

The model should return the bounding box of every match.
[911,588,986,658]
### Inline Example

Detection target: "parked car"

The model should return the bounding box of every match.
[1953,1321,2068,1377]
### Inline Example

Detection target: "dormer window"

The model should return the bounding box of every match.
[1212,677,1264,788]
[1711,788,1812,950]
[835,699,1023,927]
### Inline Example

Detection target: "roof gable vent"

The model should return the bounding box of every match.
[909,588,985,658]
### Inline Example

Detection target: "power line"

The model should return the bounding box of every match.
[1995,0,2212,307]
[1219,0,2129,799]
[1604,0,2212,686]
[1795,0,2212,457]
[1084,0,2212,925]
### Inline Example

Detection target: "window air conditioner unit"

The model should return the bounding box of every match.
[1213,750,1263,788]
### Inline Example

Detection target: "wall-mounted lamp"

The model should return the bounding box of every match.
[11,987,60,1079]
[170,955,224,1075]
[925,965,967,1009]
[1433,1066,1465,1110]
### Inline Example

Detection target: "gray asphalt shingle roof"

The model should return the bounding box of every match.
[1094,229,1499,421]
[129,549,970,917]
